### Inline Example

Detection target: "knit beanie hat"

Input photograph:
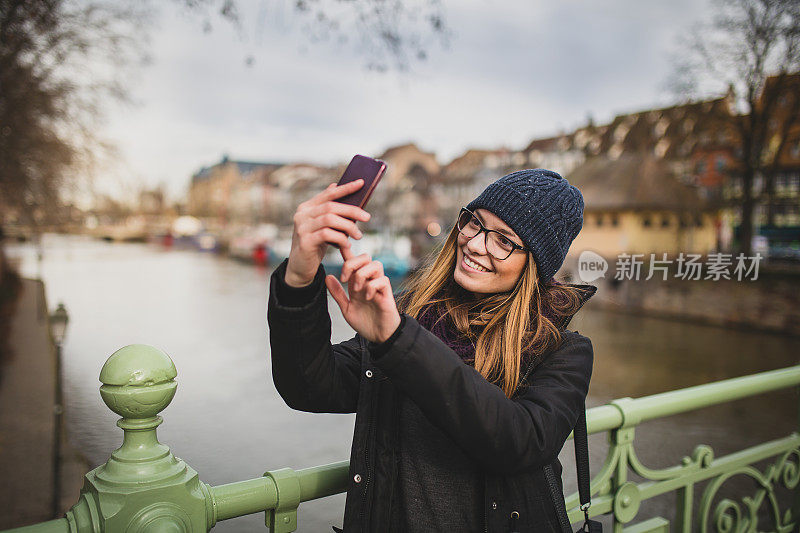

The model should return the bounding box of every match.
[465,169,584,281]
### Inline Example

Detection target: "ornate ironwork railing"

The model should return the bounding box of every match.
[564,366,800,533]
[3,345,798,533]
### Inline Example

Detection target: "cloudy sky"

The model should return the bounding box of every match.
[98,0,715,201]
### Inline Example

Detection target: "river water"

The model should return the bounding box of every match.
[7,234,800,532]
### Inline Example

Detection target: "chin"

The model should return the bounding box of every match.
[454,274,481,294]
[453,265,494,294]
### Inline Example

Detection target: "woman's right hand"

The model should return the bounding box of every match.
[284,179,371,287]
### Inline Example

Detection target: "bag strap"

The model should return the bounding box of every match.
[574,406,603,533]
[574,407,591,513]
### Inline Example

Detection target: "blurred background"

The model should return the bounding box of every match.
[1,0,799,531]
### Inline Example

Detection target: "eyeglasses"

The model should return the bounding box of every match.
[456,208,527,261]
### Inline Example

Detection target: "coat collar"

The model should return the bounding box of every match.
[553,282,597,331]
[515,282,597,391]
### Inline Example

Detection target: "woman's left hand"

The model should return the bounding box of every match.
[325,247,402,344]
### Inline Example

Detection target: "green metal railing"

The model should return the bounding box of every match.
[4,345,798,533]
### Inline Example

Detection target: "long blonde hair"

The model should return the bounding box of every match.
[396,224,587,398]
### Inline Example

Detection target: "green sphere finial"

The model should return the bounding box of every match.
[67,345,207,532]
[99,344,177,419]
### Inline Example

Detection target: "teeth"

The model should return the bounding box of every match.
[464,256,489,272]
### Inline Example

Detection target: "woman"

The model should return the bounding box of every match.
[268,169,597,532]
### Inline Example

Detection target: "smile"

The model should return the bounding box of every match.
[462,254,491,273]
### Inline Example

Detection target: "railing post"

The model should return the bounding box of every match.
[794,384,800,526]
[608,398,642,533]
[62,344,210,532]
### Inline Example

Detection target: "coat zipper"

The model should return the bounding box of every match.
[516,333,569,394]
[484,474,489,533]
[359,405,375,529]
[544,463,572,533]
[358,338,377,530]
[517,354,542,394]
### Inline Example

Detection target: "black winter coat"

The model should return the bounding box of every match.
[267,261,597,532]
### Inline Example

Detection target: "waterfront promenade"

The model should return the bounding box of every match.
[0,278,87,530]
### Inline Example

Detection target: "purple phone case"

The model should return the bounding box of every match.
[335,155,386,208]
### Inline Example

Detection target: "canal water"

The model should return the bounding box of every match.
[7,235,800,532]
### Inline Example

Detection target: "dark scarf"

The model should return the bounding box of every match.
[416,305,478,364]
[414,284,566,369]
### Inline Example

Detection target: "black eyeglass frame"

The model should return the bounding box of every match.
[456,207,528,261]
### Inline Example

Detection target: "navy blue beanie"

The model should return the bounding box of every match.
[465,169,584,281]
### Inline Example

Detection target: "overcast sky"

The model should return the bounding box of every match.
[98,0,715,201]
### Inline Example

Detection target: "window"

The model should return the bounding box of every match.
[715,156,726,172]
[661,215,671,228]
[695,215,704,227]
[611,214,619,227]
[789,173,800,192]
[596,214,604,227]
[754,175,764,194]
[696,160,707,174]
[642,215,652,228]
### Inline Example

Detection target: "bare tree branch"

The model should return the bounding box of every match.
[667,0,800,254]
[0,0,148,228]
[174,0,450,72]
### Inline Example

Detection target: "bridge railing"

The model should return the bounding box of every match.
[3,345,798,533]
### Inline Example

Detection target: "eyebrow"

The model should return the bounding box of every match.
[473,211,522,242]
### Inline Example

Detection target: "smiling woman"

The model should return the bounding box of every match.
[268,169,597,532]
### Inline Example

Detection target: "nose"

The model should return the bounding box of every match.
[465,230,489,256]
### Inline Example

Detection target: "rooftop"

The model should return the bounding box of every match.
[567,153,718,212]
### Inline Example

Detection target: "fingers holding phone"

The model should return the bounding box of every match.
[285,154,385,288]
[285,179,371,288]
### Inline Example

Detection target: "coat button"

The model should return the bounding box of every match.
[365,370,373,378]
[492,502,497,510]
[354,474,362,483]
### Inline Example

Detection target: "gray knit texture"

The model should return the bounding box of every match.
[466,169,584,281]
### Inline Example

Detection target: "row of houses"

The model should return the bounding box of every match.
[187,80,800,262]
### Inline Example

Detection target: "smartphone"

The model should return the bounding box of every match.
[335,155,386,209]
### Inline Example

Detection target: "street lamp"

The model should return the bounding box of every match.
[50,303,69,346]
[49,302,68,518]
